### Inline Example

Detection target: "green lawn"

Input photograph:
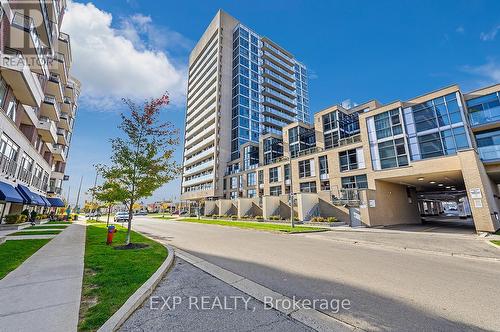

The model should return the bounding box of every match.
[177,218,328,233]
[491,240,500,246]
[26,225,68,230]
[79,223,168,331]
[9,230,62,236]
[45,221,72,225]
[0,239,50,279]
[152,215,176,219]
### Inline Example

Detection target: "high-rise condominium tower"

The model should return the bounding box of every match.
[181,10,310,201]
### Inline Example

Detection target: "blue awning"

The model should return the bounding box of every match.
[40,196,51,207]
[0,181,25,203]
[47,197,65,207]
[16,184,45,206]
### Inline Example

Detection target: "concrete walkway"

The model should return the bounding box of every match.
[0,222,86,332]
[120,258,312,332]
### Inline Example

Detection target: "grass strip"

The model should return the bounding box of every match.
[0,239,50,279]
[9,230,62,236]
[78,223,168,331]
[26,225,68,230]
[176,218,328,233]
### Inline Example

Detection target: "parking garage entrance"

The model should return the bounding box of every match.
[376,170,477,233]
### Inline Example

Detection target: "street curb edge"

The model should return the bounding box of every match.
[97,244,175,332]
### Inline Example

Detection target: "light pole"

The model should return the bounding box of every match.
[276,141,294,228]
[288,157,295,228]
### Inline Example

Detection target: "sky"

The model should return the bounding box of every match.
[61,0,500,206]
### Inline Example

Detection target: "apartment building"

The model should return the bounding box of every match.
[0,0,80,219]
[181,10,310,201]
[215,83,500,233]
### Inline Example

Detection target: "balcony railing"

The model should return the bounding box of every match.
[44,94,61,116]
[291,146,323,159]
[0,155,18,177]
[17,167,33,184]
[31,176,42,189]
[478,145,500,162]
[332,189,362,207]
[262,78,296,96]
[338,134,362,147]
[469,106,500,127]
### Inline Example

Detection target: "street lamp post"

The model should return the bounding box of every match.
[288,157,295,228]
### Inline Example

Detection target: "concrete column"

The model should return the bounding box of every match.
[458,150,500,232]
[237,198,260,218]
[204,201,217,216]
[262,196,280,219]
[296,193,319,221]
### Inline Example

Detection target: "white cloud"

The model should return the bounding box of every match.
[463,59,500,85]
[455,26,464,34]
[62,2,188,108]
[480,24,500,41]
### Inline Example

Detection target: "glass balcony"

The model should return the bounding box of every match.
[478,145,500,162]
[469,105,500,127]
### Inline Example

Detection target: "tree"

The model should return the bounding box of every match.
[91,180,128,227]
[100,93,180,245]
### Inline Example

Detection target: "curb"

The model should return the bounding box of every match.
[303,235,500,263]
[97,244,175,332]
[486,240,500,250]
[0,236,5,245]
[175,248,359,332]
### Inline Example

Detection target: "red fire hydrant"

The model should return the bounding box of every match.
[107,225,117,245]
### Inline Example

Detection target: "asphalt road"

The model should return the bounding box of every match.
[131,217,500,331]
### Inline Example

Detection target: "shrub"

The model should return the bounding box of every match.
[310,216,326,223]
[255,215,263,220]
[4,214,27,224]
[21,209,30,217]
[205,214,213,218]
[230,215,237,220]
[327,217,339,223]
[189,214,197,217]
[270,215,280,221]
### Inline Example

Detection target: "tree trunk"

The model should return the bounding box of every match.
[126,202,134,245]
[106,205,111,227]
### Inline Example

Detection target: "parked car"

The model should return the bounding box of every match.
[114,212,130,222]
[135,211,148,216]
[179,210,189,216]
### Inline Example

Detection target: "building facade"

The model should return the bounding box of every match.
[0,0,80,219]
[216,83,500,233]
[181,10,310,201]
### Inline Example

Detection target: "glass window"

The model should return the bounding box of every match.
[298,159,312,178]
[378,138,408,169]
[247,189,257,198]
[299,181,317,193]
[0,78,7,107]
[319,155,328,175]
[341,175,368,189]
[339,149,358,171]
[247,172,256,186]
[269,167,279,183]
[324,131,339,149]
[270,185,282,196]
[418,133,444,159]
[374,109,402,139]
[6,98,17,122]
[322,112,337,132]
[230,177,238,189]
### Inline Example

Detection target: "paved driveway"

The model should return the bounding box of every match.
[131,217,500,331]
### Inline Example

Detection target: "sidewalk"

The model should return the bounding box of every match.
[0,222,86,332]
[120,257,313,332]
[303,229,500,261]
